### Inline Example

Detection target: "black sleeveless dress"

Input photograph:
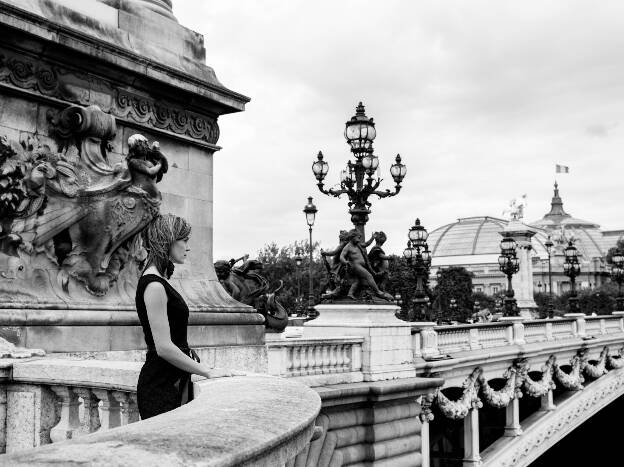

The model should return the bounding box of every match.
[136,274,198,419]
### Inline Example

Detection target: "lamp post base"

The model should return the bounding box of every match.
[304,304,415,381]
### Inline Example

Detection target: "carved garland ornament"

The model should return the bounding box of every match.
[493,365,624,467]
[0,49,219,144]
[435,346,621,419]
[522,355,556,398]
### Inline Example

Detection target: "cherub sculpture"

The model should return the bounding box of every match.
[367,231,393,292]
[323,229,393,301]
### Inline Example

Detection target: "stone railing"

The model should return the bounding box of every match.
[412,314,624,358]
[0,358,321,466]
[267,337,364,386]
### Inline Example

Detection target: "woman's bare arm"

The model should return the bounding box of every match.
[144,282,234,378]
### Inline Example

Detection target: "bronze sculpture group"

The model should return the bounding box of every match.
[321,229,394,302]
[214,256,289,331]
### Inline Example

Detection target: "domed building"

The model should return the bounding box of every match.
[428,183,621,295]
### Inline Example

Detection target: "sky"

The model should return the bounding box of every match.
[173,0,624,260]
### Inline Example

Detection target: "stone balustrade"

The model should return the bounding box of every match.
[413,314,624,358]
[267,337,364,386]
[0,359,321,465]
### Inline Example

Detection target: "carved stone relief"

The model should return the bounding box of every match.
[0,104,166,304]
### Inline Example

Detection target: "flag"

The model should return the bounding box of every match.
[556,164,569,173]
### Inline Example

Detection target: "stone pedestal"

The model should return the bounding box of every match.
[500,220,538,317]
[304,304,415,381]
[0,0,264,366]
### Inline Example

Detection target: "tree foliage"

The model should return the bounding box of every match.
[432,267,474,322]
[606,238,624,265]
[253,240,325,315]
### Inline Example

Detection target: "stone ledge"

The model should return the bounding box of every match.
[1,375,321,466]
[314,377,444,406]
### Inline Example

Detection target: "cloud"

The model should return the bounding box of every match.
[586,123,618,137]
[173,0,624,258]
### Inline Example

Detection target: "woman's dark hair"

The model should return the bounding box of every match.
[144,214,191,279]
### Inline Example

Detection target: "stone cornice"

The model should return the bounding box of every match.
[0,46,222,148]
[0,1,249,113]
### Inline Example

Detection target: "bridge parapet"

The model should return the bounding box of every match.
[413,314,624,361]
[0,359,321,465]
[412,316,624,467]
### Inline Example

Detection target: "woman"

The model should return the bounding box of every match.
[136,214,233,419]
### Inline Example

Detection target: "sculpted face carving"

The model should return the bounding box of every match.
[0,104,166,300]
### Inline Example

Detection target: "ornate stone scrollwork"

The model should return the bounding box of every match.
[0,48,220,145]
[0,104,165,300]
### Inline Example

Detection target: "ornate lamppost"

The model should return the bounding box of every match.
[402,219,432,321]
[545,236,555,318]
[311,102,406,238]
[563,240,581,313]
[611,248,624,312]
[498,237,520,316]
[303,197,317,316]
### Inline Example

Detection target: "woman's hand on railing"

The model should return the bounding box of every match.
[199,367,246,379]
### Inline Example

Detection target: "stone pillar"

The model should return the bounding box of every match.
[565,313,586,337]
[412,322,440,360]
[500,220,538,318]
[463,408,481,466]
[540,390,556,411]
[304,304,415,381]
[499,316,526,345]
[504,398,522,436]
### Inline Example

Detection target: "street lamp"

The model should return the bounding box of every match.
[563,240,581,313]
[498,237,520,316]
[303,197,317,316]
[545,236,555,318]
[403,219,432,321]
[312,102,406,238]
[611,248,624,312]
[294,250,303,315]
[448,298,458,323]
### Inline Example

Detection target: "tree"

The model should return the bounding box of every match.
[433,267,474,323]
[606,238,624,265]
[254,240,325,315]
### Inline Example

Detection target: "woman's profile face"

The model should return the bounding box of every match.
[169,238,190,264]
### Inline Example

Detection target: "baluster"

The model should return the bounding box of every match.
[92,389,121,431]
[49,386,81,443]
[74,388,101,436]
[329,345,338,373]
[336,344,345,371]
[292,347,301,376]
[314,345,322,374]
[113,392,139,425]
[301,345,310,376]
[285,347,293,375]
[321,345,330,372]
[342,345,351,371]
